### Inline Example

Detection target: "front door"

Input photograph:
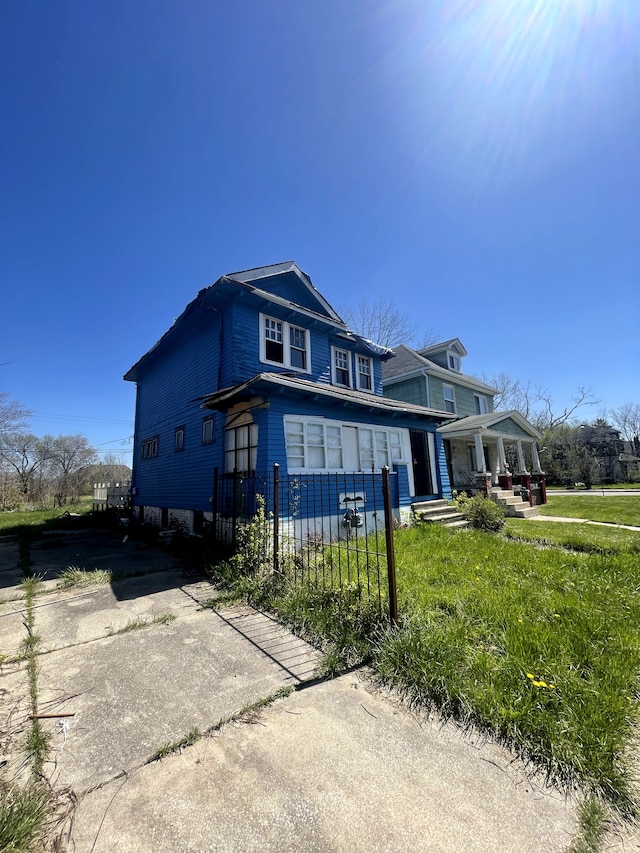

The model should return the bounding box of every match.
[410,430,434,496]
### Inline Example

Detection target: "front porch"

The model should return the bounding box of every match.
[438,411,547,508]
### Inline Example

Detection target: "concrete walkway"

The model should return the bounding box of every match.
[530,516,640,532]
[0,526,584,851]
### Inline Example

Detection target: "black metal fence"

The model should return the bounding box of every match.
[211,464,398,623]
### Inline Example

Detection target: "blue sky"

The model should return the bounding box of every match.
[2,0,639,463]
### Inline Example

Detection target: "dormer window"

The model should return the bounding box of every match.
[357,355,373,392]
[260,314,310,372]
[332,347,352,387]
[448,353,461,372]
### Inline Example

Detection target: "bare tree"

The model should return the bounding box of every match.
[47,434,99,506]
[479,373,598,430]
[0,392,31,436]
[609,402,640,451]
[340,299,440,350]
[0,433,51,497]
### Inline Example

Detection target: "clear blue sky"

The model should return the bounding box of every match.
[2,0,639,463]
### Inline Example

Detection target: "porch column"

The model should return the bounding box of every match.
[474,432,485,472]
[530,442,543,473]
[497,436,507,472]
[516,440,527,473]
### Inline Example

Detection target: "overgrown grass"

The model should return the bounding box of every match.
[539,496,640,527]
[505,518,640,554]
[0,498,93,536]
[0,783,51,853]
[57,565,113,588]
[374,524,640,815]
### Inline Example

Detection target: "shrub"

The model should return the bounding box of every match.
[455,493,505,532]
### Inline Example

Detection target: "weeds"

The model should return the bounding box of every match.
[567,798,609,853]
[0,782,51,853]
[57,565,113,588]
[106,612,176,636]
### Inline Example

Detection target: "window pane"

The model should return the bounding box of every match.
[326,425,343,468]
[289,326,307,369]
[359,428,374,470]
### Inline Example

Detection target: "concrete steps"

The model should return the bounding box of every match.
[412,499,469,529]
[491,489,539,519]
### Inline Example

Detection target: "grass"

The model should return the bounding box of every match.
[373,524,640,815]
[0,497,93,536]
[106,612,176,636]
[504,518,640,554]
[0,783,51,853]
[57,565,113,588]
[539,495,640,527]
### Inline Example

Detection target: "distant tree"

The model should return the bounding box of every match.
[609,402,640,457]
[479,373,598,431]
[0,392,30,436]
[47,434,99,506]
[340,298,440,350]
[0,433,50,498]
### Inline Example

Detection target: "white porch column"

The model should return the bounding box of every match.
[474,432,485,472]
[497,436,507,472]
[531,442,542,473]
[516,440,527,473]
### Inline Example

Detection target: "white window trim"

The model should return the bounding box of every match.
[474,394,487,415]
[259,313,311,373]
[284,415,409,474]
[356,355,374,392]
[331,346,352,388]
[447,351,461,372]
[443,384,456,414]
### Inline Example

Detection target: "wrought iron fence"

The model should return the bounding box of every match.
[211,465,398,623]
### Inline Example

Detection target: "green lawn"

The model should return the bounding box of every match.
[0,498,93,536]
[539,495,640,527]
[505,518,640,554]
[373,523,640,814]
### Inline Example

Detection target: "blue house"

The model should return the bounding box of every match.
[124,262,456,535]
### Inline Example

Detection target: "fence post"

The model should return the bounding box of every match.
[273,463,279,573]
[211,467,219,548]
[381,466,398,627]
[231,468,238,552]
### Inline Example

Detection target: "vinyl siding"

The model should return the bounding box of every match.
[383,377,427,407]
[428,377,494,418]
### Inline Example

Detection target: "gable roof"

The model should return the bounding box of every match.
[224,262,344,323]
[382,344,497,395]
[124,262,393,382]
[437,410,542,440]
[418,338,468,359]
[199,372,456,421]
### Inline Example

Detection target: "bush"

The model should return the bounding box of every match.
[455,493,506,532]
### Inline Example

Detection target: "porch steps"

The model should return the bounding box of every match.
[412,499,469,529]
[491,489,539,519]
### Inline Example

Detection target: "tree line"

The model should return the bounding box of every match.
[0,392,130,510]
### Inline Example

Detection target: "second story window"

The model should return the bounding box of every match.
[261,314,310,372]
[474,395,487,415]
[174,426,185,452]
[357,355,372,391]
[443,384,456,414]
[332,347,351,387]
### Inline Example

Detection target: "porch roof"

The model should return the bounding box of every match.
[436,410,542,441]
[199,372,457,421]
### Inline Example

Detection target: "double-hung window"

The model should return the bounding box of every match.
[332,347,351,387]
[357,355,373,391]
[443,385,456,414]
[202,417,214,445]
[474,395,487,415]
[174,426,185,452]
[261,314,310,372]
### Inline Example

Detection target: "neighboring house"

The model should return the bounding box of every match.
[382,341,546,499]
[124,262,457,535]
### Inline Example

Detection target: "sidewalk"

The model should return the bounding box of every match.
[1,526,580,851]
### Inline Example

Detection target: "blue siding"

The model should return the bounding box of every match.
[131,311,224,511]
